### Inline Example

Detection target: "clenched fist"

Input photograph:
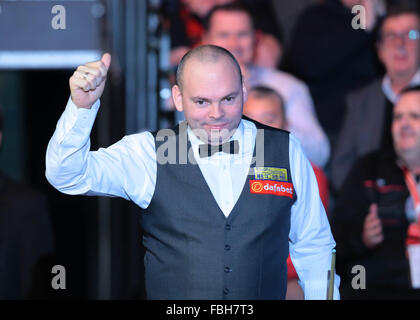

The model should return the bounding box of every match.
[69,53,111,109]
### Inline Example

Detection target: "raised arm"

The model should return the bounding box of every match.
[45,54,156,209]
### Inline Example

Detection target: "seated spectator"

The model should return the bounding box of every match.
[203,2,331,168]
[0,108,54,299]
[331,85,420,299]
[243,86,330,300]
[331,3,420,192]
[285,0,385,142]
[167,0,231,66]
[166,0,283,69]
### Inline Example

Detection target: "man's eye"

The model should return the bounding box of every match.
[225,97,235,102]
[238,32,251,38]
[196,100,206,106]
[410,113,420,120]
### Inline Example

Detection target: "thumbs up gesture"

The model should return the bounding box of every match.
[69,53,111,109]
[362,203,384,249]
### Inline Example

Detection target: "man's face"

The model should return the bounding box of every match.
[173,57,245,144]
[205,10,255,66]
[378,14,420,78]
[243,93,286,130]
[392,91,420,160]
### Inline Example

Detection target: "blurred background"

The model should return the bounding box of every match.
[0,0,418,299]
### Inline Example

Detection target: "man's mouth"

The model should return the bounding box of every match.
[398,130,416,140]
[393,53,408,62]
[205,123,229,130]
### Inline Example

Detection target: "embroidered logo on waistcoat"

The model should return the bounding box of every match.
[250,180,294,198]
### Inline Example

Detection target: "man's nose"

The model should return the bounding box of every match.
[209,104,224,119]
[394,35,407,48]
[226,36,240,51]
[398,116,411,129]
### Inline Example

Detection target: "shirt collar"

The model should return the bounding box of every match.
[382,68,420,103]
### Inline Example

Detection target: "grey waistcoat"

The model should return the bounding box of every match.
[140,120,296,299]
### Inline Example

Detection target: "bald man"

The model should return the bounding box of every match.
[244,86,287,129]
[46,45,339,300]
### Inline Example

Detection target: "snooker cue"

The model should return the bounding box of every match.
[327,249,336,300]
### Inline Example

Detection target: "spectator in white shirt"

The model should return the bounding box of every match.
[202,2,330,168]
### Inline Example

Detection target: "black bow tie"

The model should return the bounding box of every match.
[198,140,239,158]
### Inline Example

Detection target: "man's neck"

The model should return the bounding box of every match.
[402,158,420,175]
[410,165,420,176]
[390,69,418,94]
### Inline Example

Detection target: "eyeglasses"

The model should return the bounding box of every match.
[381,29,420,45]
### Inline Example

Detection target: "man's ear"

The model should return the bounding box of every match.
[172,85,184,112]
[242,84,248,103]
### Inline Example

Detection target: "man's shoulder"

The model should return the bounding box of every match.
[124,130,156,142]
[348,77,384,101]
[242,116,290,137]
[148,121,189,137]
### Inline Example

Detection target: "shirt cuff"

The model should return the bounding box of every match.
[56,97,101,144]
[67,96,100,119]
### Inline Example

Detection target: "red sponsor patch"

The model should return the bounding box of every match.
[249,180,294,198]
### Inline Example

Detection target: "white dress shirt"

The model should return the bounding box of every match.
[46,97,341,300]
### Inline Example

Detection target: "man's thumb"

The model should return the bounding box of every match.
[369,203,378,215]
[101,53,111,70]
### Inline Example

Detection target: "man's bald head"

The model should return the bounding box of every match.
[176,45,243,92]
[244,86,287,130]
[171,44,246,145]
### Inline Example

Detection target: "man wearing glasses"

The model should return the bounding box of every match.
[332,4,420,193]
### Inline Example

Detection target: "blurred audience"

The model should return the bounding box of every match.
[331,3,420,192]
[166,0,283,68]
[243,86,330,300]
[0,108,54,299]
[203,2,331,168]
[331,85,420,299]
[272,0,317,49]
[285,0,385,143]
